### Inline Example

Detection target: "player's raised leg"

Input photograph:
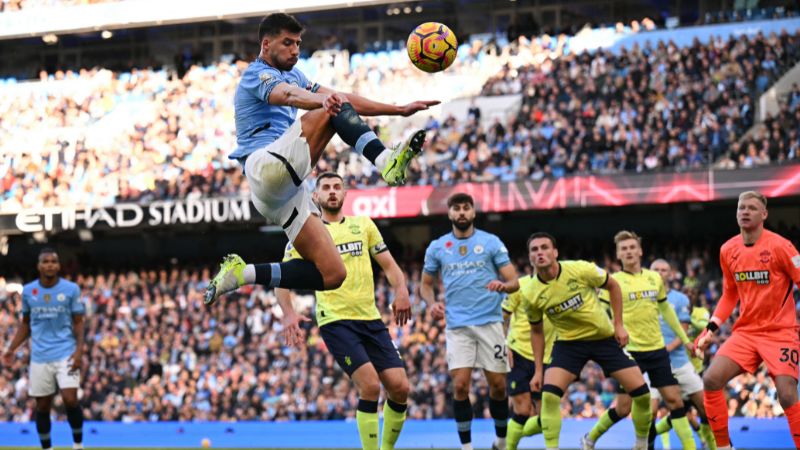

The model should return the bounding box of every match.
[585,392,631,449]
[205,213,346,304]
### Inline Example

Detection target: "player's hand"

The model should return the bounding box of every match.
[282,311,311,347]
[391,288,412,326]
[530,369,543,392]
[430,302,445,321]
[486,280,507,292]
[614,323,629,347]
[399,100,440,117]
[68,350,82,372]
[694,328,713,358]
[322,93,346,116]
[684,341,695,356]
[1,351,13,366]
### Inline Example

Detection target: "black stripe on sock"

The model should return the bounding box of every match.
[386,398,407,413]
[358,399,378,414]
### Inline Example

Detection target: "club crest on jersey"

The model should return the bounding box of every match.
[567,279,579,291]
[337,241,363,257]
[349,224,361,235]
[43,294,51,303]
[258,72,273,83]
[546,294,584,315]
[735,270,770,285]
[459,245,468,256]
[759,250,771,264]
[57,293,66,302]
[474,245,484,254]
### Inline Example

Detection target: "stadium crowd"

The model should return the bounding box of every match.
[3,28,800,212]
[0,0,118,12]
[1,233,798,423]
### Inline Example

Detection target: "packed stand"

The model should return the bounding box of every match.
[0,0,120,12]
[2,230,798,422]
[0,40,508,213]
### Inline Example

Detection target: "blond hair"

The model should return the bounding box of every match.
[614,230,642,246]
[738,191,767,208]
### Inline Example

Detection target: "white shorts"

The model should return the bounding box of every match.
[29,358,80,397]
[649,361,704,401]
[446,322,509,373]
[245,120,319,242]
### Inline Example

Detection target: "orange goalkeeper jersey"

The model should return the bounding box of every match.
[719,229,800,334]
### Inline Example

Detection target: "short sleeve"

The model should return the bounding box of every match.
[676,296,691,323]
[70,284,85,314]
[598,288,610,304]
[240,66,282,103]
[423,242,440,275]
[491,236,511,268]
[365,219,388,257]
[656,275,668,302]
[283,242,301,262]
[579,261,608,289]
[526,295,543,324]
[21,291,30,315]
[777,239,800,285]
[503,289,521,313]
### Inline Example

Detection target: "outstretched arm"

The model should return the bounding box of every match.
[317,85,439,117]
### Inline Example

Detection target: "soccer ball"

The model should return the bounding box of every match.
[406,22,458,73]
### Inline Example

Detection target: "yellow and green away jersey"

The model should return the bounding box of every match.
[284,216,386,327]
[502,275,556,363]
[599,269,668,352]
[524,260,614,341]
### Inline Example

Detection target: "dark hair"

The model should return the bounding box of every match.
[315,171,344,188]
[447,193,474,208]
[527,232,557,249]
[259,13,304,42]
[38,247,58,260]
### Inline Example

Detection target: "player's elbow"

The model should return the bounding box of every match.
[323,265,347,290]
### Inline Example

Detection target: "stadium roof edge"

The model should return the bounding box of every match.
[0,0,410,40]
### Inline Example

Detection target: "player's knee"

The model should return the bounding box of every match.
[777,389,798,409]
[453,379,470,398]
[616,403,632,417]
[359,379,381,400]
[702,372,724,391]
[387,377,410,403]
[489,381,506,399]
[323,264,346,289]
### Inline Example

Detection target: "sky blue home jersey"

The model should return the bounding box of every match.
[230,58,315,161]
[660,289,692,368]
[22,278,84,363]
[423,229,512,329]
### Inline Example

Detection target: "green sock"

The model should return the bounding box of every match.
[671,415,697,450]
[699,423,717,450]
[660,430,671,449]
[630,392,653,439]
[655,416,672,434]
[541,392,562,449]
[523,415,542,436]
[507,415,527,450]
[357,400,379,450]
[380,400,407,450]
[588,408,622,442]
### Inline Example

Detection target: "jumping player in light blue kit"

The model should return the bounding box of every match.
[420,193,519,450]
[205,13,438,306]
[3,248,85,450]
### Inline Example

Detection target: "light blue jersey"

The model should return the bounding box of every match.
[423,229,511,329]
[660,289,691,368]
[22,278,84,363]
[230,58,316,161]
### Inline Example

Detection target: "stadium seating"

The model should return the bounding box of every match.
[2,234,798,422]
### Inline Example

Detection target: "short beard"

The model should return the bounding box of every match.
[451,219,472,231]
[321,201,343,214]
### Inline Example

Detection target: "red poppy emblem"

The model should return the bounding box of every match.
[445,241,453,248]
[32,288,38,296]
